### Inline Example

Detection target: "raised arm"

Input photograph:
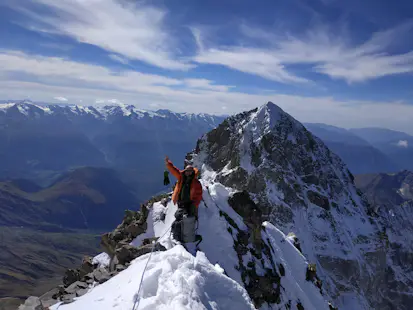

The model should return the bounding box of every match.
[165,156,181,179]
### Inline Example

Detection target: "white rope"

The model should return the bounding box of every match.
[132,223,174,310]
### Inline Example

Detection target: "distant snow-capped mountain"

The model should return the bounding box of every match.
[0,101,224,126]
[0,101,226,199]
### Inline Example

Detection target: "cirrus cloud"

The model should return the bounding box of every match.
[9,0,193,70]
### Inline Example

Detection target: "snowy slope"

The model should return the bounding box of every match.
[186,102,413,309]
[51,246,256,310]
[53,179,332,310]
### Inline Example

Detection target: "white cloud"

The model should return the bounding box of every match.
[397,140,409,148]
[194,47,309,83]
[108,54,129,65]
[1,50,413,134]
[53,96,68,102]
[11,0,193,70]
[183,79,235,92]
[193,23,413,83]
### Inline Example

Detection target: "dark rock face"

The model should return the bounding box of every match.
[307,191,330,210]
[228,191,263,228]
[100,206,150,260]
[63,269,81,287]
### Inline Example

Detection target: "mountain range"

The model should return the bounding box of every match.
[305,123,412,174]
[355,170,413,209]
[0,101,225,200]
[16,102,413,310]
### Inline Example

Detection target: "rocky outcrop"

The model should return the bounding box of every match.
[19,200,168,309]
[101,206,150,260]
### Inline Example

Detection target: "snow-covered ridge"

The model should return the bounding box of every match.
[50,181,332,310]
[0,101,224,124]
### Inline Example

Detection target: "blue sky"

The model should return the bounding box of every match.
[1,0,413,133]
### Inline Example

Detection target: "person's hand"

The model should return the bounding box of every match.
[165,156,169,164]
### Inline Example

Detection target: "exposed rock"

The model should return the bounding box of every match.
[228,191,263,228]
[142,237,159,246]
[63,269,81,287]
[80,256,96,275]
[64,281,89,295]
[92,268,111,284]
[100,232,117,257]
[160,197,169,207]
[124,221,147,238]
[116,264,127,272]
[115,243,166,265]
[307,190,330,210]
[39,288,59,308]
[61,294,76,305]
[76,288,89,297]
[287,232,303,253]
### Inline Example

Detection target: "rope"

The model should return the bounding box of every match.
[132,223,174,310]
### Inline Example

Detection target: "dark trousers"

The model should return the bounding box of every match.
[172,202,196,242]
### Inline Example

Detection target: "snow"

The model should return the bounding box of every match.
[263,222,330,310]
[0,103,16,111]
[0,101,223,127]
[51,246,256,310]
[92,253,111,269]
[34,105,52,114]
[17,104,29,116]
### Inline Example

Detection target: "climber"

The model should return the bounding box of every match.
[165,156,202,245]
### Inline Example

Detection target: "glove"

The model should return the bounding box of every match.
[163,170,170,186]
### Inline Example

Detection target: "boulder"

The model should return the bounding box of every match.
[124,221,147,238]
[63,269,81,287]
[61,294,76,305]
[39,288,59,308]
[116,243,166,265]
[116,264,127,272]
[92,268,111,284]
[64,281,89,295]
[80,256,95,275]
[76,288,89,297]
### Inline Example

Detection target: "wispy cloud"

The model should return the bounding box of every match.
[193,23,413,83]
[0,50,232,97]
[397,140,409,148]
[10,0,193,70]
[53,96,68,102]
[1,50,413,134]
[194,46,309,83]
[183,79,235,92]
[108,54,129,65]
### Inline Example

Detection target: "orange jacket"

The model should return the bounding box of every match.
[166,160,203,207]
